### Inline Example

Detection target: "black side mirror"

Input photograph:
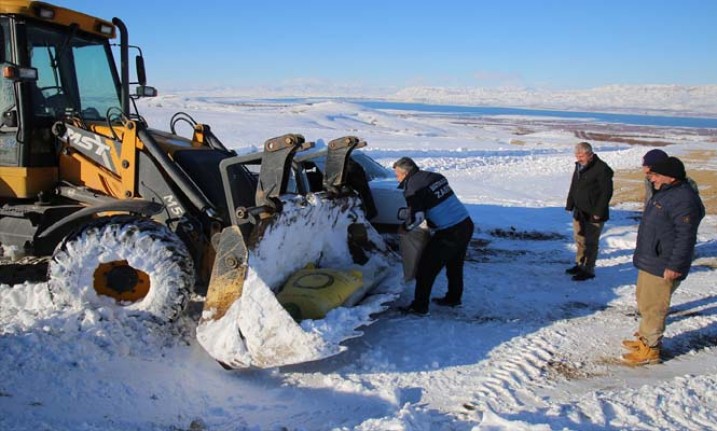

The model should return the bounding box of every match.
[135,55,146,86]
[135,85,157,98]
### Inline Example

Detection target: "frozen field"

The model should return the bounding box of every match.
[1,97,716,431]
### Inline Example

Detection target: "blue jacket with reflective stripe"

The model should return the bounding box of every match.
[400,170,470,231]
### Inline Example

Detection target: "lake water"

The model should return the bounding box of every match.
[355,100,717,129]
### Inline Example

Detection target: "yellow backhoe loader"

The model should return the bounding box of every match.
[0,1,401,368]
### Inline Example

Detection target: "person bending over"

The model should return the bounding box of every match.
[392,157,474,316]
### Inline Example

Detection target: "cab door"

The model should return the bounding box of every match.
[0,15,58,198]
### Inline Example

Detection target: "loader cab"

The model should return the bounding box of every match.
[0,2,130,198]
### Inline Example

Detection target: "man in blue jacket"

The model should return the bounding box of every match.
[622,156,704,365]
[392,157,474,315]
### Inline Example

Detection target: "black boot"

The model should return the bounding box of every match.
[398,302,429,316]
[572,270,595,281]
[565,265,582,275]
[431,296,462,307]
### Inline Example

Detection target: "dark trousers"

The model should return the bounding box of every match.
[413,217,474,311]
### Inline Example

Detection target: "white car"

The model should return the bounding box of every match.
[296,150,407,227]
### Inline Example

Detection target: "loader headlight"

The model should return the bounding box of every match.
[97,23,114,36]
[34,6,56,20]
[2,65,38,82]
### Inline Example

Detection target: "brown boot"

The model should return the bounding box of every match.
[621,332,643,351]
[621,339,642,351]
[621,339,661,366]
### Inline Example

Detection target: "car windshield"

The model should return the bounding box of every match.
[351,152,392,180]
[300,150,392,182]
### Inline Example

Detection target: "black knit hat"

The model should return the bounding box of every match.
[642,149,668,167]
[650,156,686,180]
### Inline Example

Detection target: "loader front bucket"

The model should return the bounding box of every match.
[197,135,403,369]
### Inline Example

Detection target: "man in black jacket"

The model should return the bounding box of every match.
[565,142,614,281]
[622,157,704,365]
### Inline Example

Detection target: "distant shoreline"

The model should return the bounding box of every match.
[354,100,717,129]
[172,95,717,128]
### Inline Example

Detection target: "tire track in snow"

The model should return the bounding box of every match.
[462,298,717,429]
[533,289,717,430]
[463,328,562,412]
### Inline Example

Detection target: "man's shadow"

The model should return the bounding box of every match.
[663,295,717,360]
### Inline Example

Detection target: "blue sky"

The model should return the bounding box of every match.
[57,0,716,91]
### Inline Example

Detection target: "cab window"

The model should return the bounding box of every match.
[25,22,120,121]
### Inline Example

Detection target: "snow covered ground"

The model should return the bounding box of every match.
[1,96,716,430]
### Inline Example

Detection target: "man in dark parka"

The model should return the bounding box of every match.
[565,142,614,281]
[622,156,704,365]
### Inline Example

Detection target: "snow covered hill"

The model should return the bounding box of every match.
[164,84,717,117]
[389,84,717,116]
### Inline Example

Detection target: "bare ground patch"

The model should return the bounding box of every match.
[576,130,673,147]
[612,149,717,216]
[544,358,603,380]
[489,227,565,241]
[575,126,717,145]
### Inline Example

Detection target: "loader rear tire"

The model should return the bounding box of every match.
[48,216,195,322]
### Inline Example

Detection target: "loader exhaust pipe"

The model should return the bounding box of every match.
[112,18,130,116]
